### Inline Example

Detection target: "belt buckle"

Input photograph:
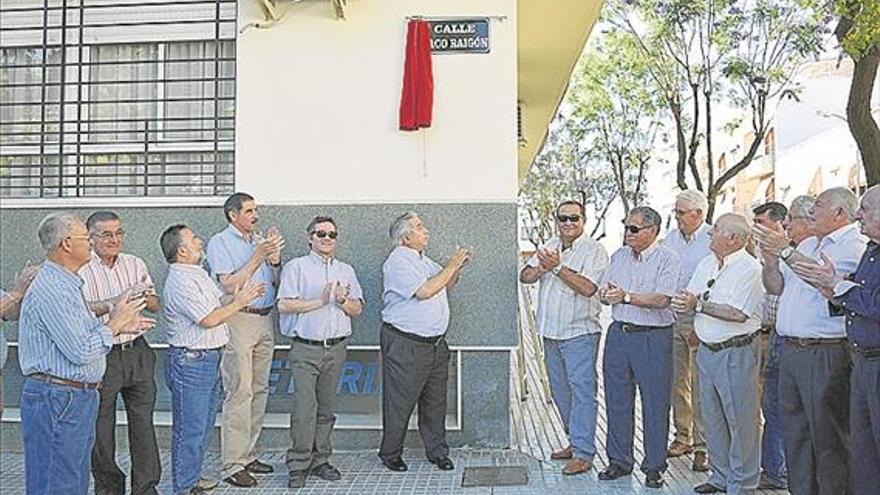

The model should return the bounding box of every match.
[323,339,330,349]
[120,340,135,351]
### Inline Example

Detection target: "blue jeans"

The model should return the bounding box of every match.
[165,347,222,495]
[543,333,599,461]
[21,377,100,495]
[760,332,787,484]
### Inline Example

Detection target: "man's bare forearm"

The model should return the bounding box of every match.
[699,302,748,323]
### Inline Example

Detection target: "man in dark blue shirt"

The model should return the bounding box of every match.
[793,184,879,495]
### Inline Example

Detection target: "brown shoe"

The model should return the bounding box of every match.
[562,458,592,475]
[692,451,709,472]
[667,440,694,457]
[550,446,573,460]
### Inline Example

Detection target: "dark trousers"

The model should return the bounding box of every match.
[378,324,450,462]
[603,322,674,473]
[779,341,850,495]
[92,337,161,495]
[851,354,880,495]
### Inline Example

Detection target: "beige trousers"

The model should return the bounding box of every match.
[671,315,706,450]
[220,312,275,477]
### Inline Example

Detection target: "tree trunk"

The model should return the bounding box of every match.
[846,48,880,187]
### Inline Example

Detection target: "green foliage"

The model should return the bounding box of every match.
[835,0,880,59]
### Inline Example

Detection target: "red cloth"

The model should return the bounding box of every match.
[399,19,433,131]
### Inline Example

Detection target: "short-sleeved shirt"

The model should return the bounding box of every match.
[206,224,276,309]
[662,222,712,289]
[163,263,229,350]
[18,261,114,383]
[277,252,363,340]
[381,246,449,337]
[687,249,765,343]
[602,243,682,327]
[526,235,609,339]
[777,224,867,339]
[80,251,156,344]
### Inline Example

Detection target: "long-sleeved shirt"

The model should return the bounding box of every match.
[601,242,682,327]
[18,261,114,383]
[834,241,880,348]
[206,224,276,309]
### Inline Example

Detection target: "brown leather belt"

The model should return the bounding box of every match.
[783,337,847,348]
[701,331,759,353]
[240,306,272,316]
[29,373,101,390]
[618,322,671,333]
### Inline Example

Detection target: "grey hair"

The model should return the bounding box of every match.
[715,213,751,243]
[37,212,80,252]
[676,189,709,217]
[820,187,859,221]
[389,211,419,244]
[629,206,662,232]
[789,195,816,219]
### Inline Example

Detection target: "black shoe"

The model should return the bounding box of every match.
[429,457,455,471]
[311,463,342,481]
[381,457,408,472]
[224,469,257,488]
[288,470,308,489]
[645,470,665,489]
[694,482,726,493]
[598,464,631,481]
[245,459,274,474]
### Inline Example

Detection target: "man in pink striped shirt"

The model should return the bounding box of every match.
[80,211,162,495]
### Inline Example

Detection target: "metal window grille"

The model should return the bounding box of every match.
[0,0,236,198]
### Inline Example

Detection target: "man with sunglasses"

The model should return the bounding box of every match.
[19,213,153,495]
[753,186,867,495]
[661,189,712,472]
[79,211,162,495]
[206,192,285,487]
[379,212,471,473]
[672,213,765,494]
[598,206,682,489]
[277,216,363,488]
[520,200,608,476]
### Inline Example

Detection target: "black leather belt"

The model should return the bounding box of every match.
[292,335,347,348]
[240,306,272,316]
[783,337,847,348]
[113,335,144,351]
[701,331,759,353]
[850,342,880,359]
[759,325,774,335]
[29,373,101,390]
[617,322,670,333]
[383,322,445,345]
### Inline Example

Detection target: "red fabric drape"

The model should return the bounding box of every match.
[399,19,434,131]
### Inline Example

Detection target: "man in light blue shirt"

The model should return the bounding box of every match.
[18,213,150,495]
[661,189,711,471]
[278,216,363,488]
[378,212,470,473]
[161,223,265,495]
[206,192,284,487]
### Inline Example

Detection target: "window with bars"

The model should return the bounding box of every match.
[0,0,236,199]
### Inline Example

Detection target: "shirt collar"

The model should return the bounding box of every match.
[44,260,84,287]
[680,222,709,243]
[396,245,425,259]
[225,223,253,243]
[170,262,208,275]
[308,250,335,265]
[90,249,119,269]
[631,239,660,261]
[717,247,749,269]
[825,223,858,244]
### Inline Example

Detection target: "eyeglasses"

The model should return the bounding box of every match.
[701,278,716,301]
[674,209,695,216]
[556,214,582,223]
[311,230,338,239]
[623,224,652,234]
[94,229,125,240]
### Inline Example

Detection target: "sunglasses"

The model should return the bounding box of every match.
[701,278,716,301]
[311,230,338,239]
[623,224,653,234]
[556,214,582,223]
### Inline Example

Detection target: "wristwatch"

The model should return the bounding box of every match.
[779,246,795,261]
[551,265,563,276]
[623,292,632,304]
[695,299,704,314]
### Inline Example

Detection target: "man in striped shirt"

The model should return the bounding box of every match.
[80,211,162,495]
[597,206,682,490]
[19,212,153,495]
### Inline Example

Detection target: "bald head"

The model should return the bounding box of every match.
[709,213,751,258]
[855,185,880,243]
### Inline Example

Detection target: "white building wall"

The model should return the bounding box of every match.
[236,0,518,205]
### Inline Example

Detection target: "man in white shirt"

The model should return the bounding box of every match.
[520,200,608,475]
[673,213,765,494]
[754,186,867,495]
[278,216,363,488]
